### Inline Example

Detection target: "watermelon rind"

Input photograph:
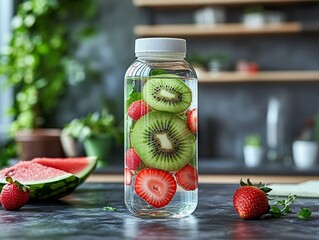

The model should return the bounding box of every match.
[0,174,80,200]
[76,156,97,185]
[32,156,97,185]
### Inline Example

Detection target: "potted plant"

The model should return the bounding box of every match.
[243,134,263,167]
[208,54,229,72]
[187,54,208,74]
[243,5,265,28]
[60,119,86,158]
[62,110,123,167]
[293,117,319,169]
[0,0,96,160]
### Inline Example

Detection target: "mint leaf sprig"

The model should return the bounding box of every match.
[269,194,312,219]
[103,206,117,212]
[269,194,296,217]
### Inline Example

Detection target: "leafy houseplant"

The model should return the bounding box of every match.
[245,135,262,147]
[62,110,123,166]
[0,0,97,160]
[243,134,263,167]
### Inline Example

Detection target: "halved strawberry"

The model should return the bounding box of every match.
[186,108,197,133]
[125,168,132,186]
[125,148,141,171]
[134,168,176,208]
[175,164,198,191]
[128,100,151,121]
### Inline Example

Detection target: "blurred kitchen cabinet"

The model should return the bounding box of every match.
[133,0,319,83]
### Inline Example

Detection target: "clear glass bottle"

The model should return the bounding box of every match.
[124,38,198,218]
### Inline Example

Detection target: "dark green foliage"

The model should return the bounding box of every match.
[0,0,98,135]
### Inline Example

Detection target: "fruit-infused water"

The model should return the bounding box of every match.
[124,38,198,218]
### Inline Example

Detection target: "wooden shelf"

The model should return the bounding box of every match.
[134,22,310,37]
[197,71,319,83]
[134,0,319,8]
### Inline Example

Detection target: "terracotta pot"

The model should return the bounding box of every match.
[15,129,65,160]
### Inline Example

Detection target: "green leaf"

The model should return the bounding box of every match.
[298,208,312,219]
[127,92,142,109]
[276,199,285,206]
[283,205,292,213]
[260,186,272,193]
[150,69,167,76]
[126,83,134,98]
[269,206,283,218]
[103,206,117,212]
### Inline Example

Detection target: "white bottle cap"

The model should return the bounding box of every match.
[135,38,186,54]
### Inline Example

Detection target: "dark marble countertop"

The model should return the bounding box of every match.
[0,183,318,240]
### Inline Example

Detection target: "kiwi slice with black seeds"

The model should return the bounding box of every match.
[131,111,195,171]
[143,75,192,114]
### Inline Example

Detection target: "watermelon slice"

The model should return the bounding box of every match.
[32,156,97,185]
[0,162,79,200]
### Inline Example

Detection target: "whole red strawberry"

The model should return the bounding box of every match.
[0,176,30,211]
[233,179,271,219]
[128,100,151,121]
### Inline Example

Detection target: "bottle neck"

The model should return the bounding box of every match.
[136,52,186,60]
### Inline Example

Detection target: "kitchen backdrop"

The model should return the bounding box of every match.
[52,0,319,166]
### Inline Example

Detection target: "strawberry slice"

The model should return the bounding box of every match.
[125,148,141,171]
[134,168,177,208]
[186,108,197,133]
[175,164,198,191]
[125,168,132,186]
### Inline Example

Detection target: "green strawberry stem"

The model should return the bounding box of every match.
[5,176,30,192]
[240,178,272,194]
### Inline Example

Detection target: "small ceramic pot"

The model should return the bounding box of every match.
[293,140,319,169]
[243,146,264,167]
[83,135,113,167]
[243,13,265,28]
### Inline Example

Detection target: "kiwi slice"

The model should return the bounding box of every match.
[143,75,192,114]
[131,111,195,171]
